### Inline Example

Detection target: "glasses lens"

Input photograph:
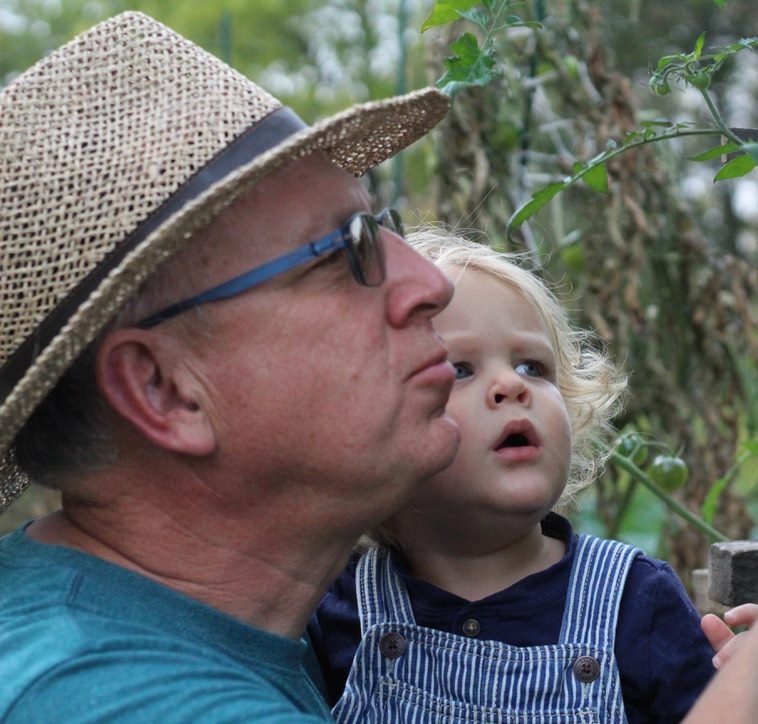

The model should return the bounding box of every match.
[348,213,385,287]
[378,208,405,239]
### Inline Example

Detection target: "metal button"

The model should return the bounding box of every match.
[462,618,480,637]
[573,655,601,683]
[379,632,406,659]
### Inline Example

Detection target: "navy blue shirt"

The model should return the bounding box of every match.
[308,514,715,723]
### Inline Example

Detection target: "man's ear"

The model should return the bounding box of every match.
[95,328,217,456]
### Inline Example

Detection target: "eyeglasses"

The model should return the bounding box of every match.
[136,208,403,329]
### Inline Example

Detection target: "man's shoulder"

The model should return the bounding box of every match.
[0,526,332,722]
[2,639,332,722]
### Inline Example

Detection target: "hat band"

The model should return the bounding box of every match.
[0,106,307,408]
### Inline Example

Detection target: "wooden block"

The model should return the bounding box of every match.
[709,541,758,606]
[692,568,728,615]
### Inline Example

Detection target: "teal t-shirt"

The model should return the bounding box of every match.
[0,524,333,722]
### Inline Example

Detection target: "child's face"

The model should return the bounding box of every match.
[395,267,572,531]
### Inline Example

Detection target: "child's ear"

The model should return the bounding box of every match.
[95,328,217,456]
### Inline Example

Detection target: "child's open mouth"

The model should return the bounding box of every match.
[499,432,531,449]
[494,421,540,461]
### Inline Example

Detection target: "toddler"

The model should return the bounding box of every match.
[309,228,714,723]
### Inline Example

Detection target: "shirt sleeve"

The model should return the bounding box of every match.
[616,556,716,724]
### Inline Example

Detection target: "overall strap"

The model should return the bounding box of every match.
[559,535,641,649]
[355,547,416,635]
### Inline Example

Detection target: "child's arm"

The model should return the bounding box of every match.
[618,558,716,721]
[702,603,758,669]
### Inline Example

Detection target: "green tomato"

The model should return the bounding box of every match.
[648,455,689,491]
[614,433,648,466]
[688,70,711,90]
[649,76,671,96]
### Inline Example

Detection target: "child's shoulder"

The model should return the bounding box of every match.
[574,532,687,597]
[621,548,694,608]
[577,533,672,570]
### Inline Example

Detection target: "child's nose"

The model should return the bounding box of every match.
[487,370,530,408]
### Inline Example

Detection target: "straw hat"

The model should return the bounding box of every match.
[0,11,449,511]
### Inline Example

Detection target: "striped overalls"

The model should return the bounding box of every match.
[333,535,640,723]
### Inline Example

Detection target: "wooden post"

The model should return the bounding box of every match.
[693,568,727,616]
[708,541,758,606]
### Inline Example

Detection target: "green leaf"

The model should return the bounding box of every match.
[449,31,483,63]
[421,0,480,32]
[745,143,758,163]
[642,125,658,140]
[701,473,730,525]
[582,162,609,194]
[639,119,677,128]
[655,54,684,73]
[458,8,490,30]
[689,142,739,161]
[714,152,758,181]
[694,32,706,60]
[436,32,499,95]
[509,181,568,229]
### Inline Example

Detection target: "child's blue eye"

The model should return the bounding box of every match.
[515,360,543,377]
[453,362,473,380]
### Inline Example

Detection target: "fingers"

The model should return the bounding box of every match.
[701,613,735,662]
[723,603,758,628]
[712,634,750,669]
[703,605,758,670]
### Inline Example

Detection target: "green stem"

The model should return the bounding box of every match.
[609,449,729,542]
[483,0,512,49]
[700,89,744,146]
[581,127,727,168]
[507,127,728,236]
[609,477,637,539]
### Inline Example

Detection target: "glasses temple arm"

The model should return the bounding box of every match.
[137,230,347,328]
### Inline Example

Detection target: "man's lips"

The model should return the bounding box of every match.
[409,348,456,388]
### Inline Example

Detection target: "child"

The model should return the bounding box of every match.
[308,227,715,723]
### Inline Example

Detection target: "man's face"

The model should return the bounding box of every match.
[181,156,460,535]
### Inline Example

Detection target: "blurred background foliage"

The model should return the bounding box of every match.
[2,0,757,590]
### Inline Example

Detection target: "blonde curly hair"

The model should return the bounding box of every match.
[408,226,626,506]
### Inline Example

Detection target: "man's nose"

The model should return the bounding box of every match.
[381,232,454,328]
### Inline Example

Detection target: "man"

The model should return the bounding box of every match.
[0,12,459,721]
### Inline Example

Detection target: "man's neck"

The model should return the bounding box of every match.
[28,504,355,639]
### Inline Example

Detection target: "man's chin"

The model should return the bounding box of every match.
[423,414,461,479]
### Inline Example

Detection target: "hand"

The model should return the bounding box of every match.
[686,609,758,723]
[702,604,758,669]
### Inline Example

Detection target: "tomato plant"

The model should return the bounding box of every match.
[614,433,648,466]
